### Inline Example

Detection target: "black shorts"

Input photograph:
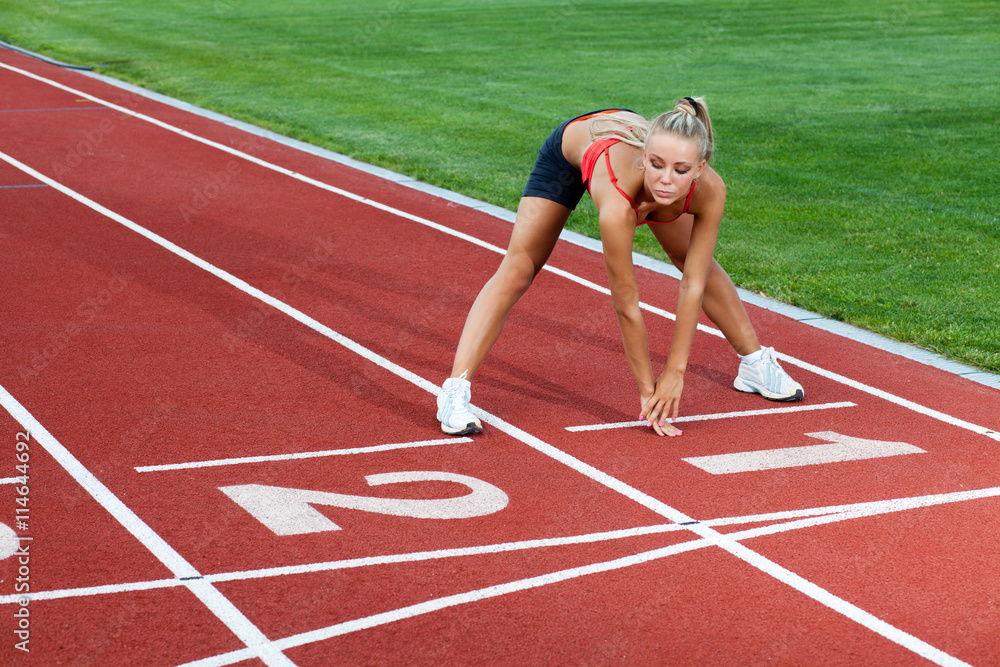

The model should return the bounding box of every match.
[521,109,634,210]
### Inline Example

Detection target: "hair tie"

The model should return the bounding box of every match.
[683,96,699,115]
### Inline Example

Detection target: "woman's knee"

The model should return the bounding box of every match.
[493,252,540,297]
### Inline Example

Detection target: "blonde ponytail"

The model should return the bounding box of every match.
[588,111,649,149]
[646,96,714,162]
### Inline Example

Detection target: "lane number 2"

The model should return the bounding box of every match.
[220,471,509,536]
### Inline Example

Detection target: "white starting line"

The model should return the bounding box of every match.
[565,401,857,432]
[134,437,474,473]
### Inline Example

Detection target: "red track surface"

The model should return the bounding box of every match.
[1,49,999,666]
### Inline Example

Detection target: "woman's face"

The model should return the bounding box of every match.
[642,132,705,206]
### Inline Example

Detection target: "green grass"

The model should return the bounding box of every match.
[2,0,998,373]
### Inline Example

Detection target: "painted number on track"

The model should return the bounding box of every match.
[220,471,509,536]
[683,431,926,474]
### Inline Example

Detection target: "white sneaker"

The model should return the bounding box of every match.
[436,372,483,435]
[733,347,804,401]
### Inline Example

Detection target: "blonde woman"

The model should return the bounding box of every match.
[437,98,803,437]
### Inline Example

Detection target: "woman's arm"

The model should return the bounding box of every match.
[588,144,663,431]
[599,201,656,399]
[645,172,727,428]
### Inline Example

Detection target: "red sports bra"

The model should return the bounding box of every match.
[581,138,696,225]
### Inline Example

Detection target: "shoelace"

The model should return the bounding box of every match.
[445,383,470,410]
[448,370,472,410]
[761,347,783,370]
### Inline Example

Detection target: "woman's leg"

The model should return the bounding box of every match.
[646,215,803,400]
[646,214,760,355]
[450,196,572,379]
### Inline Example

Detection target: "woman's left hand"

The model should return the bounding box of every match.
[641,370,683,436]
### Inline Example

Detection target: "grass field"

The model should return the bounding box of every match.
[2,0,998,374]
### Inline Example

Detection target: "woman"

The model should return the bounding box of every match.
[437,98,803,437]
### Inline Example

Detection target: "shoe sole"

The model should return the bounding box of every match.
[733,378,804,402]
[440,421,483,436]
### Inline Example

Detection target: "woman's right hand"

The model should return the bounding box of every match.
[640,376,683,437]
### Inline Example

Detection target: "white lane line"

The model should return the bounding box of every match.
[135,437,473,473]
[0,149,970,667]
[5,62,992,443]
[0,577,184,605]
[683,431,925,474]
[685,523,969,667]
[0,477,22,484]
[187,482,986,667]
[0,523,681,606]
[722,486,1000,543]
[179,539,715,667]
[10,481,1000,609]
[0,395,202,579]
[204,523,683,583]
[775,354,1000,442]
[703,484,1000,528]
[189,484,1000,666]
[0,386,294,667]
[0,62,502,255]
[0,523,678,605]
[0,146,441,391]
[566,401,857,432]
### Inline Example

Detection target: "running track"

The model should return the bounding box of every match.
[1,48,999,666]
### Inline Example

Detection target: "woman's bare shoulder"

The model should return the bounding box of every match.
[693,164,725,200]
[606,141,645,186]
[589,142,644,218]
[688,165,726,218]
